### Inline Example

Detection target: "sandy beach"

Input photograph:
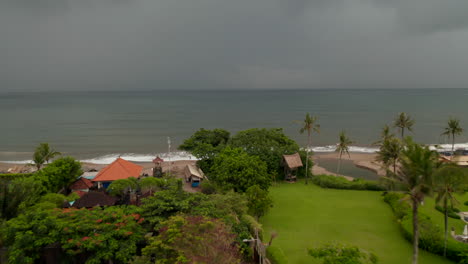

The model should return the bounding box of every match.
[0,152,383,182]
[313,152,385,179]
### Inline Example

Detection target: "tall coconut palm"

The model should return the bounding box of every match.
[441,118,463,154]
[433,165,468,257]
[297,113,320,184]
[373,124,394,147]
[33,143,61,170]
[335,131,353,174]
[394,112,415,139]
[393,138,439,264]
[376,137,402,190]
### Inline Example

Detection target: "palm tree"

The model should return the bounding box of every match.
[33,143,61,170]
[376,137,402,190]
[297,113,320,184]
[392,138,439,264]
[373,124,393,147]
[433,165,468,257]
[441,118,463,154]
[335,131,353,174]
[394,112,415,139]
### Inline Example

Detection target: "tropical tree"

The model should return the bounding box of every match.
[229,128,300,179]
[393,112,415,139]
[441,118,463,154]
[373,124,393,147]
[432,165,468,257]
[376,137,402,175]
[34,157,83,193]
[297,113,320,184]
[245,185,273,220]
[179,128,230,173]
[392,138,439,264]
[32,143,61,170]
[107,177,139,197]
[335,131,353,174]
[210,147,270,192]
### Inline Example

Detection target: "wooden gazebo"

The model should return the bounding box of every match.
[282,153,303,182]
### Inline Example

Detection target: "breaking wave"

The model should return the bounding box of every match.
[2,143,468,164]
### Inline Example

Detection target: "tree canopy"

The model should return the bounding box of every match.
[229,128,300,178]
[34,157,83,193]
[179,128,230,172]
[210,147,271,192]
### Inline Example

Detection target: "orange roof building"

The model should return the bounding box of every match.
[92,158,143,185]
[70,178,94,191]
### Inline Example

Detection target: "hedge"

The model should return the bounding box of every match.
[434,205,461,220]
[383,192,468,263]
[312,174,385,191]
[266,246,288,264]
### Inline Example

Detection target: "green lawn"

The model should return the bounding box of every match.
[261,182,457,264]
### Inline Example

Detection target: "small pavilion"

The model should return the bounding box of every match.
[282,153,303,182]
[152,156,164,177]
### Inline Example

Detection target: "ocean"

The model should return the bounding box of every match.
[1,89,467,163]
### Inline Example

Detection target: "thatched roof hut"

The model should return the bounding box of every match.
[184,165,205,187]
[283,153,303,169]
[282,153,303,181]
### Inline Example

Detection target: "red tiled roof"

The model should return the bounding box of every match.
[70,178,93,190]
[73,190,87,197]
[153,156,164,163]
[92,158,143,182]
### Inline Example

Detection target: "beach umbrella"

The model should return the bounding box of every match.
[464,225,468,236]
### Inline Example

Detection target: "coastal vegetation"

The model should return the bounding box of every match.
[335,131,353,174]
[2,113,468,264]
[296,113,320,184]
[394,112,415,139]
[442,118,464,154]
[32,143,61,170]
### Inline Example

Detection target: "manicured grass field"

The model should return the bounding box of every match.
[261,182,456,264]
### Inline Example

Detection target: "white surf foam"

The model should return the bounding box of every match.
[310,145,379,153]
[80,151,198,164]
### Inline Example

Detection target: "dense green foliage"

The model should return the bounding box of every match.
[35,157,83,193]
[211,147,271,192]
[266,246,289,264]
[229,128,301,179]
[311,174,385,191]
[107,177,139,196]
[178,128,230,172]
[383,192,468,263]
[245,185,273,219]
[0,173,34,180]
[308,242,378,264]
[0,176,44,220]
[3,205,145,264]
[33,143,61,170]
[136,215,241,264]
[392,138,440,264]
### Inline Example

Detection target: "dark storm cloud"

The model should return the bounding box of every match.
[1,0,468,91]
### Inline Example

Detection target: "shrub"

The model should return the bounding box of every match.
[383,192,468,263]
[267,246,288,264]
[312,174,385,191]
[200,180,219,194]
[434,205,461,219]
[464,201,468,206]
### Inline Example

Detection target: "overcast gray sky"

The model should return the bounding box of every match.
[2,0,468,91]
